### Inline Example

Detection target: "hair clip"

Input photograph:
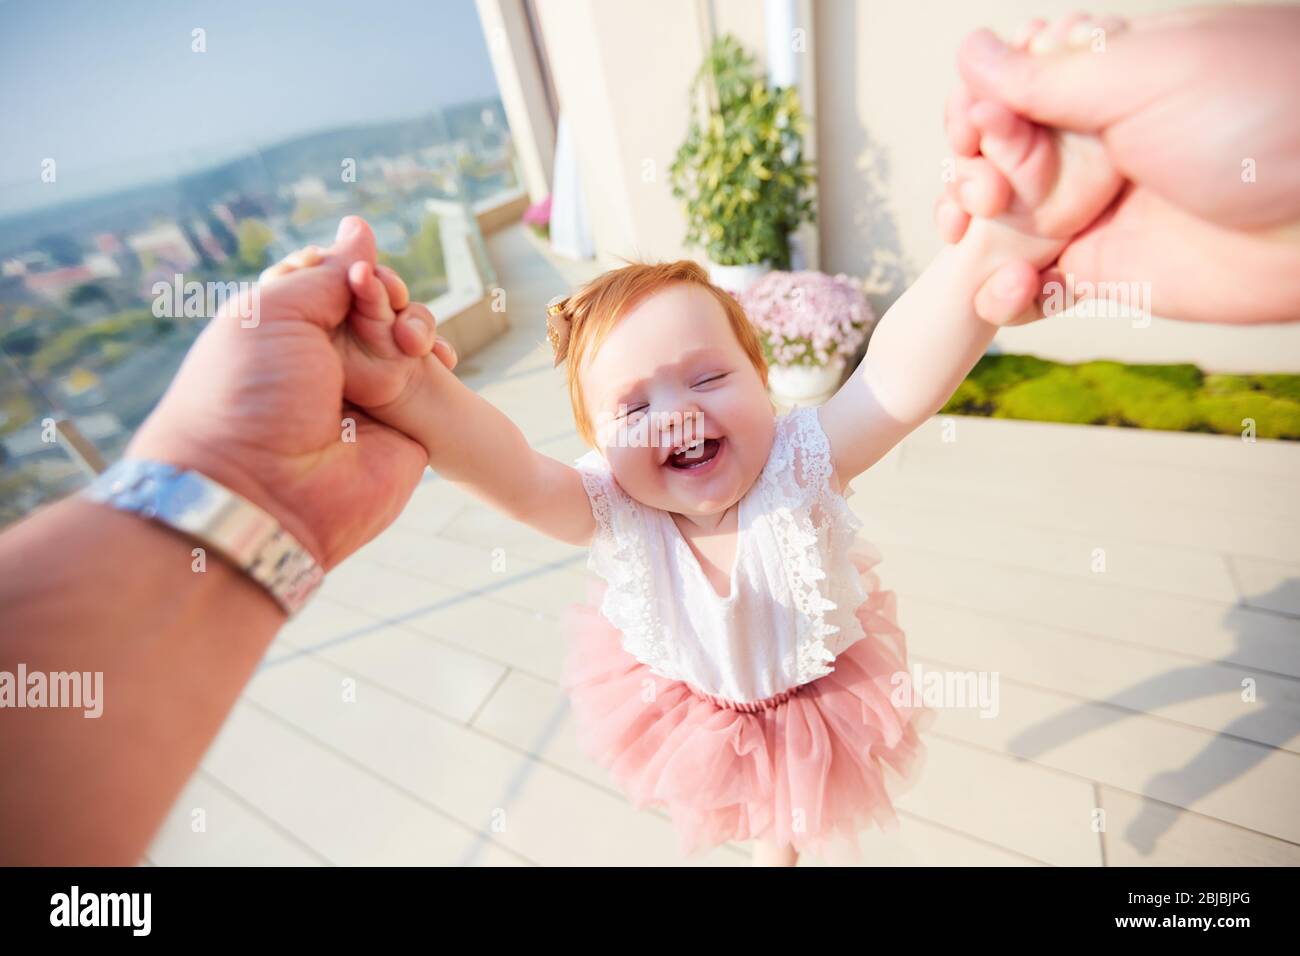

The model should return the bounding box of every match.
[545,295,572,368]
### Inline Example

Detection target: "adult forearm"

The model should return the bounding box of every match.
[0,494,286,864]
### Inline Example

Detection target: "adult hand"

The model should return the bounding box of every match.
[127,216,455,571]
[939,5,1300,325]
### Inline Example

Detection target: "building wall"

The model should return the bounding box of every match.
[529,0,1300,371]
[531,0,705,267]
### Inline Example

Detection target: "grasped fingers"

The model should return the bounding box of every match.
[260,245,323,285]
[347,259,400,356]
[972,259,1044,326]
[375,264,410,312]
[392,302,458,370]
[391,302,435,357]
[968,99,1057,208]
[944,83,980,158]
[949,154,1013,218]
[934,193,971,244]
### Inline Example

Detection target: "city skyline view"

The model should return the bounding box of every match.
[1,0,520,528]
[0,0,501,217]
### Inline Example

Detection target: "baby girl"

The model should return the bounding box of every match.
[265,14,1125,866]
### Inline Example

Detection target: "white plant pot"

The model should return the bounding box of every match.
[706,259,771,295]
[768,356,846,407]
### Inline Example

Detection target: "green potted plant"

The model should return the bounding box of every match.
[670,34,816,295]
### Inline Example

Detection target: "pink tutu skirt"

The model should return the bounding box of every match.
[559,540,935,863]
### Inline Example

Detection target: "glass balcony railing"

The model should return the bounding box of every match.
[0,103,521,531]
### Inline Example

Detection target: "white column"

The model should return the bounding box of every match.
[757,0,819,270]
[475,0,556,204]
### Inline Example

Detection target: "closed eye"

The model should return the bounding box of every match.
[618,374,728,417]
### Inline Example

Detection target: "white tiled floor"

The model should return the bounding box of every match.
[145,225,1300,866]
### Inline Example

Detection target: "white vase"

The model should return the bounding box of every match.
[706,259,771,295]
[768,356,846,407]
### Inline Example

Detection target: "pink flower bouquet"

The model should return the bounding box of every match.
[523,195,552,238]
[737,270,875,369]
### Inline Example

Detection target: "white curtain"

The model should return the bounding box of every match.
[548,112,594,260]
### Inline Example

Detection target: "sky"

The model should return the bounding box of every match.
[0,0,502,215]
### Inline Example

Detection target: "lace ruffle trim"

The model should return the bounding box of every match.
[766,406,871,684]
[575,453,674,676]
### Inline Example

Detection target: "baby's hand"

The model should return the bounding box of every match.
[942,13,1126,266]
[260,246,457,409]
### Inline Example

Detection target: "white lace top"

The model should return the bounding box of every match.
[572,404,871,704]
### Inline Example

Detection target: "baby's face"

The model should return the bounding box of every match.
[579,283,775,519]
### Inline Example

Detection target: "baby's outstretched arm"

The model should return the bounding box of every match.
[818,220,1039,485]
[371,352,597,547]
